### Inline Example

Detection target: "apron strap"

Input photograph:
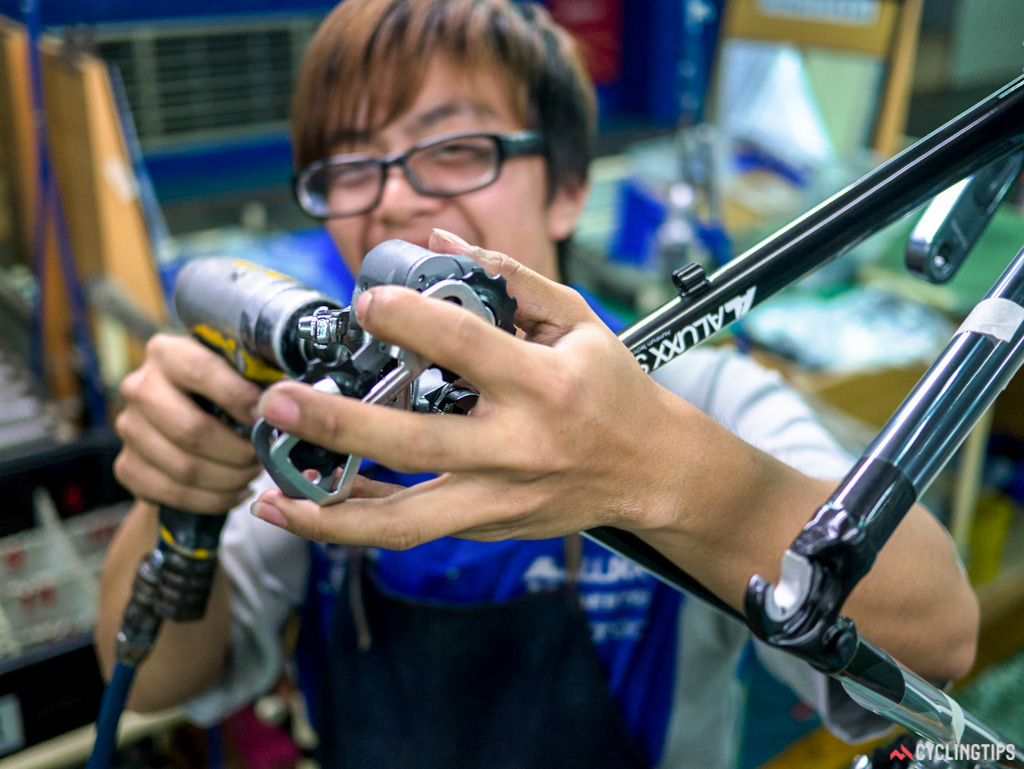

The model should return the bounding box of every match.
[563,533,583,590]
[346,546,373,651]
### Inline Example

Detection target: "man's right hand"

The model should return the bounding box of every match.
[113,333,264,514]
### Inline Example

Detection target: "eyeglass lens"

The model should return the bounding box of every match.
[305,135,501,217]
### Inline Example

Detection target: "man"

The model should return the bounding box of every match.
[97,1,979,767]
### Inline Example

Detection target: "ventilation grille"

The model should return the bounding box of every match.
[94,17,319,149]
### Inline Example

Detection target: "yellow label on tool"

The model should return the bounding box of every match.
[231,258,291,282]
[191,324,285,385]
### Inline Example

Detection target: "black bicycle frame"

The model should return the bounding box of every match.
[586,72,1024,767]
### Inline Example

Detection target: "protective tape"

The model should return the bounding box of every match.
[956,298,1024,343]
[943,690,966,744]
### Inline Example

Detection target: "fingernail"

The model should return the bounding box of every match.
[250,405,262,424]
[432,228,470,249]
[259,390,300,427]
[251,500,288,528]
[354,290,373,324]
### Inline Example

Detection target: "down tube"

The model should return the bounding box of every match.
[831,245,1024,558]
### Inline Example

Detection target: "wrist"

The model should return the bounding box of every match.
[612,391,820,610]
[611,385,711,534]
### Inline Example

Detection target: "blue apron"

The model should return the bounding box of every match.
[298,538,651,768]
[293,285,661,766]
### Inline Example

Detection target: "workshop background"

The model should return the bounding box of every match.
[1,0,1023,767]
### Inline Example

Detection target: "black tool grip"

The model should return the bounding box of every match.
[153,506,229,622]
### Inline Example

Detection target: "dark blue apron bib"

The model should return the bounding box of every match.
[307,541,651,769]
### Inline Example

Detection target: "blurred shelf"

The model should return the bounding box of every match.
[0,709,183,769]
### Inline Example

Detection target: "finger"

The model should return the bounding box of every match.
[147,334,264,428]
[115,409,261,492]
[252,478,520,549]
[122,361,259,466]
[114,449,253,514]
[349,474,404,499]
[256,380,503,473]
[429,228,594,338]
[354,284,555,397]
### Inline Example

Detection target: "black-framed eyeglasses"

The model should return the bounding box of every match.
[293,130,547,219]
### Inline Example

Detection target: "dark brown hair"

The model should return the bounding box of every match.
[290,0,596,201]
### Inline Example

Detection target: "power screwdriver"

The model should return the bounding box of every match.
[114,240,515,667]
[115,258,346,666]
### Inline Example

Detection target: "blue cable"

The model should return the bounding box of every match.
[50,183,110,423]
[23,0,108,426]
[205,724,225,769]
[24,0,49,385]
[87,663,136,769]
[107,64,172,257]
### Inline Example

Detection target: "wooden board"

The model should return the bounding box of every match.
[0,18,78,406]
[0,17,34,264]
[0,23,168,414]
[40,37,167,326]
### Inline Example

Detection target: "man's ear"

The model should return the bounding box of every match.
[546,180,589,241]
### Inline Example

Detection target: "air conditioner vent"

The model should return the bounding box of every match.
[93,17,318,149]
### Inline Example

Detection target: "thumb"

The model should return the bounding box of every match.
[428,228,591,337]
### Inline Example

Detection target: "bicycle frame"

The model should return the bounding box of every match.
[588,72,1024,767]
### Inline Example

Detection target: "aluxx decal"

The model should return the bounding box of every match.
[636,287,757,373]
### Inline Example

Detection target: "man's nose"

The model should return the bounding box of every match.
[376,164,439,223]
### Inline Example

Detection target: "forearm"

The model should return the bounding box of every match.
[635,398,978,681]
[95,500,233,713]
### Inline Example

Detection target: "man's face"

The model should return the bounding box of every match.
[322,57,585,282]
